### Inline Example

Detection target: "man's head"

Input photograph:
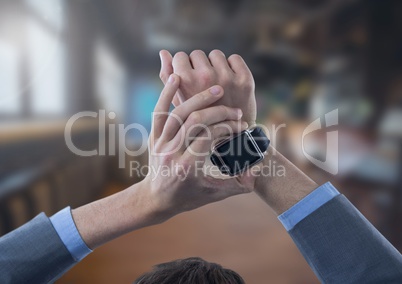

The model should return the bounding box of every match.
[134,257,245,284]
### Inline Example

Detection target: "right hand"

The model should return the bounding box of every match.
[159,50,257,127]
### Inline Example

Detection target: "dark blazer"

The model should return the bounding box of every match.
[289,195,402,283]
[0,213,76,283]
[1,195,401,283]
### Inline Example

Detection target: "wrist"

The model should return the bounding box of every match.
[255,146,318,215]
[137,177,178,223]
[72,179,171,249]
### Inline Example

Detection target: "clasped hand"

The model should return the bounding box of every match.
[142,71,258,218]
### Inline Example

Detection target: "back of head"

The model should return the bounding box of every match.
[133,257,245,284]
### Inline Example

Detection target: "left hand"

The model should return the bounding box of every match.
[144,73,258,217]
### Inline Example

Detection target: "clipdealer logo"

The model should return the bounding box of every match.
[64,109,338,176]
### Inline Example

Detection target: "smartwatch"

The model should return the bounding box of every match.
[210,127,270,176]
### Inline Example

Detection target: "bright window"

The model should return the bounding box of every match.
[0,41,21,115]
[27,19,65,115]
[95,41,127,118]
[25,0,64,30]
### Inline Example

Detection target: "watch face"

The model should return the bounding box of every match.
[213,131,263,175]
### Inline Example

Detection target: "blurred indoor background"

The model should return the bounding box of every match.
[1,0,402,283]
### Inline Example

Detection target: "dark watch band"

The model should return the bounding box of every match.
[249,127,270,153]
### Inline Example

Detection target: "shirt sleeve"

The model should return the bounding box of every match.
[278,182,340,231]
[50,207,93,261]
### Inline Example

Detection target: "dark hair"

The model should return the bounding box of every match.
[133,257,245,284]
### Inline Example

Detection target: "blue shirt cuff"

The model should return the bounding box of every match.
[50,207,93,261]
[278,182,340,231]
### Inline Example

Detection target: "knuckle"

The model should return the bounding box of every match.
[177,159,192,175]
[243,79,255,93]
[209,49,225,57]
[180,73,192,82]
[169,110,184,125]
[219,71,233,86]
[237,74,254,90]
[160,153,174,165]
[170,109,180,119]
[211,126,221,138]
[218,105,229,120]
[159,71,168,82]
[190,49,205,57]
[200,127,211,139]
[228,54,242,62]
[188,111,201,125]
[198,123,212,135]
[199,69,214,85]
[175,51,187,58]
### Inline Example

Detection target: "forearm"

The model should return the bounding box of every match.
[256,148,402,282]
[72,180,168,249]
[254,146,318,215]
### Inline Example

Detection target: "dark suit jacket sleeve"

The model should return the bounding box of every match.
[0,213,77,284]
[289,194,402,283]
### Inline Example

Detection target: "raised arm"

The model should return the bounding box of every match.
[0,76,258,283]
[160,50,402,283]
[255,148,402,283]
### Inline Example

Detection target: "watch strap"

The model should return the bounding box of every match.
[249,127,270,153]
